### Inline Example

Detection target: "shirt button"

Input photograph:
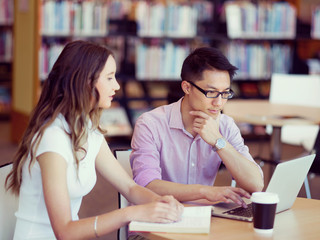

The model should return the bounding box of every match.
[191,163,195,167]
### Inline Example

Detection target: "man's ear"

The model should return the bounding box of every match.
[181,81,190,95]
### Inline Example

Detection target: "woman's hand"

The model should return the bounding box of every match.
[128,195,184,223]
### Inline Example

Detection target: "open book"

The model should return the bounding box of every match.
[129,206,212,234]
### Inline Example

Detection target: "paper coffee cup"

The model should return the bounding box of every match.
[251,192,279,235]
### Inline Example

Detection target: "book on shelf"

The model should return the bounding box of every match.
[311,6,320,39]
[222,42,292,80]
[0,86,11,115]
[40,0,108,36]
[0,0,14,25]
[129,206,212,234]
[225,1,296,39]
[0,30,12,62]
[135,41,190,80]
[39,37,125,80]
[135,1,213,38]
[307,59,320,75]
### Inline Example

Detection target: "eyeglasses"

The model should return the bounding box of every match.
[187,81,234,99]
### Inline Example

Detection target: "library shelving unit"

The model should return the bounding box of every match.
[11,0,215,142]
[220,0,320,137]
[222,0,297,100]
[11,0,113,142]
[11,0,320,142]
[0,0,13,120]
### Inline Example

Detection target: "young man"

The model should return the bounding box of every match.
[130,47,264,207]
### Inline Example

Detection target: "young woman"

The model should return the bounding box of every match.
[6,40,183,240]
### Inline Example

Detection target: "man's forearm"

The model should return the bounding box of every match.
[146,179,206,202]
[218,143,264,193]
[127,184,160,205]
[146,179,252,207]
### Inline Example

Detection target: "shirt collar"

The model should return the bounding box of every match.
[168,98,203,140]
[168,98,185,130]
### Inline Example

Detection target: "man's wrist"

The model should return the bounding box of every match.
[198,185,209,199]
[212,137,226,152]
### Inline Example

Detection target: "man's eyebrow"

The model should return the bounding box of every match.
[206,85,231,91]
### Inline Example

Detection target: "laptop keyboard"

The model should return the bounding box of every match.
[224,203,253,218]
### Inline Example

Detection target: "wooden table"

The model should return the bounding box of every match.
[223,99,320,162]
[138,198,320,240]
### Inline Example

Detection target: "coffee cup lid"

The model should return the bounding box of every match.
[250,192,279,204]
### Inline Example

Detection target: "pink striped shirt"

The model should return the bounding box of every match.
[130,98,261,187]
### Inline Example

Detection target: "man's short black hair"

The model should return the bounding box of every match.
[180,47,238,82]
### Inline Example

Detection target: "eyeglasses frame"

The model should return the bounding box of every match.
[186,81,234,99]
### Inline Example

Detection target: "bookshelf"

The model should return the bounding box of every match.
[127,0,216,124]
[222,0,320,137]
[221,1,297,100]
[0,0,13,120]
[11,0,320,142]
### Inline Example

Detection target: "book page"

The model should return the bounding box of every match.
[129,206,212,234]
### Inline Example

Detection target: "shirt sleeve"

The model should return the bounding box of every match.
[130,114,163,187]
[36,126,72,164]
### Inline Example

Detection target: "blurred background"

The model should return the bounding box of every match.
[1,0,320,239]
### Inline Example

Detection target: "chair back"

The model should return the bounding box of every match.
[114,149,132,240]
[310,130,320,174]
[269,73,320,151]
[0,163,19,240]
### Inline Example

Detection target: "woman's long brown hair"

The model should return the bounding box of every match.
[5,40,113,195]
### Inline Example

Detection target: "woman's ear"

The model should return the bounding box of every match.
[181,81,190,95]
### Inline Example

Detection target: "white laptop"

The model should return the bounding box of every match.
[212,154,316,222]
